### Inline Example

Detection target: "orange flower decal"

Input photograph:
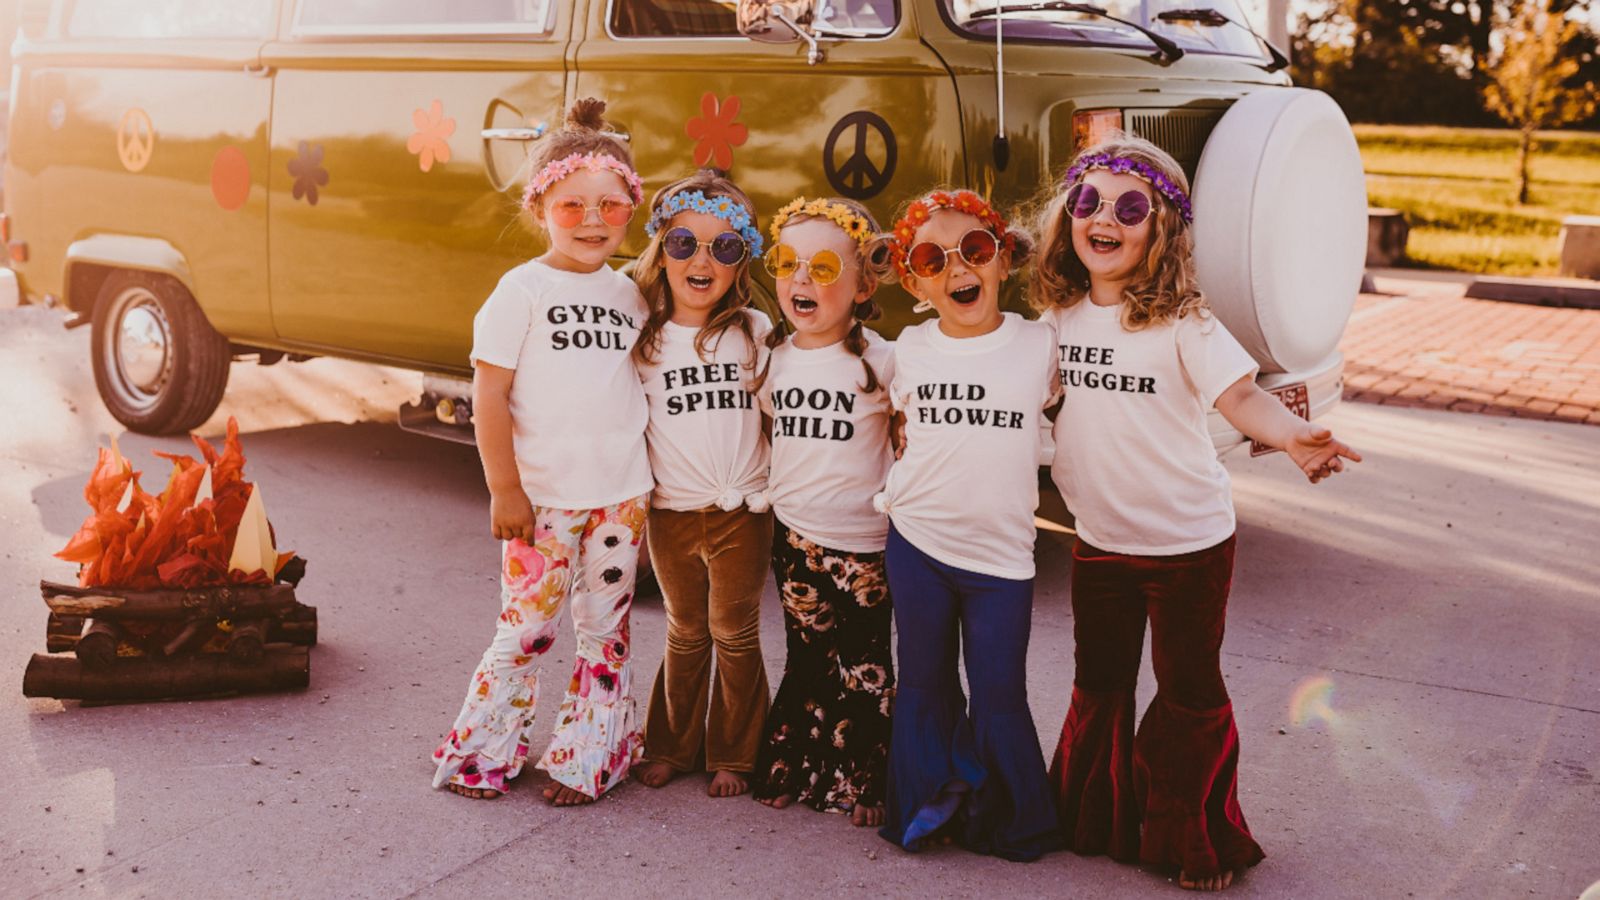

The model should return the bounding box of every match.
[407,99,455,173]
[685,92,748,170]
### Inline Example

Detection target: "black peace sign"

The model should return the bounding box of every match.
[823,111,897,201]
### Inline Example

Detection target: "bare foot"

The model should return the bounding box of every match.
[446,783,501,800]
[851,804,884,827]
[758,793,795,809]
[540,783,595,807]
[708,770,749,798]
[634,760,678,788]
[1178,870,1235,892]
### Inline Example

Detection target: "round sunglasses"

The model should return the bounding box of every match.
[662,226,747,266]
[1064,183,1154,227]
[547,193,636,228]
[764,244,846,286]
[905,228,999,279]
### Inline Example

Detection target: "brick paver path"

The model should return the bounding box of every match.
[1340,275,1600,426]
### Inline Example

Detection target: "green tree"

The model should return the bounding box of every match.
[1483,0,1599,202]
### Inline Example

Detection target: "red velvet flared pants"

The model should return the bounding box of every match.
[1048,535,1265,878]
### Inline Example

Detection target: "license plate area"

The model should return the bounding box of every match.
[1250,382,1309,457]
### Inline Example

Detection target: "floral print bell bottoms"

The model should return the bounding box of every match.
[433,494,649,798]
[753,521,895,812]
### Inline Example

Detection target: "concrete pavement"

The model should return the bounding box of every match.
[2,303,1597,899]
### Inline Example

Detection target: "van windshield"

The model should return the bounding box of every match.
[944,0,1265,59]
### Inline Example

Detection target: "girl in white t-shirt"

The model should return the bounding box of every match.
[433,99,653,808]
[1034,135,1361,892]
[629,170,774,800]
[872,190,1063,862]
[748,197,897,827]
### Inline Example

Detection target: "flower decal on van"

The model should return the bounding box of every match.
[288,141,329,206]
[685,92,748,171]
[407,99,456,173]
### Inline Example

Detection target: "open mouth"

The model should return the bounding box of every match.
[1088,235,1122,253]
[686,274,714,291]
[951,284,981,306]
[791,295,818,314]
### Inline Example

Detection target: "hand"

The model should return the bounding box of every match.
[1286,425,1362,484]
[489,488,537,543]
[891,411,907,460]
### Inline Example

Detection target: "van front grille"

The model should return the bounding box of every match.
[1126,109,1224,181]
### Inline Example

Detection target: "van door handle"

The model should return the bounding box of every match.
[481,127,547,141]
[244,63,272,78]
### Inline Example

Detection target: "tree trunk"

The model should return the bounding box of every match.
[22,647,311,701]
[1517,127,1533,205]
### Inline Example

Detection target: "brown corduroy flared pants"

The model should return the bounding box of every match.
[642,505,773,774]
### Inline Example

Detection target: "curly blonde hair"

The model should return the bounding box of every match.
[632,169,761,370]
[1028,134,1207,330]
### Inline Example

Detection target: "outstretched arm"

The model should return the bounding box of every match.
[472,361,536,542]
[1213,375,1362,484]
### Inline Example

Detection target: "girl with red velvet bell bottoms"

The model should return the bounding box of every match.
[432,99,652,807]
[1032,135,1362,891]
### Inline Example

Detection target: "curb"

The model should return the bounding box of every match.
[1465,276,1600,310]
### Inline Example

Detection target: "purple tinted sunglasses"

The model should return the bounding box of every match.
[1064,182,1154,227]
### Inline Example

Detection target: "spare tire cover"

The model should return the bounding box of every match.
[1192,88,1365,374]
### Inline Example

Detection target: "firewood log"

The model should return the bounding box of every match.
[40,580,298,621]
[21,647,311,700]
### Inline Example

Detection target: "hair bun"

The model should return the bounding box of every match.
[566,98,609,132]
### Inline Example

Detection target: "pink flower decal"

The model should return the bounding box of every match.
[407,99,455,173]
[685,92,748,170]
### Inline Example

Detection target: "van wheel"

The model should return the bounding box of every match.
[90,271,231,435]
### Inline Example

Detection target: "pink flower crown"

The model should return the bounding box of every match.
[521,152,646,210]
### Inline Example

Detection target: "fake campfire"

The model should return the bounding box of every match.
[22,419,317,701]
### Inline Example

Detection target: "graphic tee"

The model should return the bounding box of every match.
[881,313,1060,580]
[470,259,653,510]
[1045,301,1260,555]
[758,331,897,553]
[638,309,772,511]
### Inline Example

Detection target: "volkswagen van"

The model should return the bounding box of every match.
[3,0,1365,447]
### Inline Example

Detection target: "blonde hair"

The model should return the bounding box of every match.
[632,169,761,370]
[755,197,886,394]
[523,98,633,216]
[1028,133,1207,330]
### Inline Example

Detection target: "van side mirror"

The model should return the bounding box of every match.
[738,0,824,63]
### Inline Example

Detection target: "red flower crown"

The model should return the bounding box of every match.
[886,190,1017,278]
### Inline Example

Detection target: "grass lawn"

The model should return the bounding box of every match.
[1354,124,1600,277]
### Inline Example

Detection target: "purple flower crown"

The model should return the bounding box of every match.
[1062,152,1194,225]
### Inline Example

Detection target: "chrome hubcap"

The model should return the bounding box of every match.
[118,305,169,392]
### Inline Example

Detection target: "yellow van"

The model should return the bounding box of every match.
[3,0,1366,446]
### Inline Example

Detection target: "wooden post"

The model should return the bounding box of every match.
[21,647,311,700]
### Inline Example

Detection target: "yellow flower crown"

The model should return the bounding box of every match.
[768,197,875,247]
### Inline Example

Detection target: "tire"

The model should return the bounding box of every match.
[89,270,231,435]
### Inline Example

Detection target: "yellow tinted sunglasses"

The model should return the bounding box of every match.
[763,244,846,286]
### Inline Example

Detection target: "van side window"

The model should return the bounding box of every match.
[295,0,554,35]
[69,0,276,39]
[611,0,740,37]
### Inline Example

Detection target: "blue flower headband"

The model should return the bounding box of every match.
[1062,153,1194,225]
[644,190,764,257]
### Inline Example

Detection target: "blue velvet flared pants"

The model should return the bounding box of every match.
[878,525,1061,862]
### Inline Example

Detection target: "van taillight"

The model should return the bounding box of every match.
[1073,110,1124,153]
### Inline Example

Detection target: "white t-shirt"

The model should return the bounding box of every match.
[880,313,1060,580]
[638,309,772,511]
[469,259,654,510]
[1045,301,1259,555]
[758,331,896,553]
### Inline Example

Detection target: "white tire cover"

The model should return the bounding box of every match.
[1192,88,1365,374]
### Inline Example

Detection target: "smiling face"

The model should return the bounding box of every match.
[1068,169,1154,301]
[774,218,867,349]
[536,167,633,273]
[901,209,1009,339]
[659,209,743,327]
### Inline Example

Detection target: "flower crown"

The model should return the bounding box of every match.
[768,197,875,248]
[521,151,646,210]
[1062,152,1194,225]
[644,189,764,257]
[886,190,1017,279]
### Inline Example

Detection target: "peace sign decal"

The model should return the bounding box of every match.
[823,111,896,201]
[117,108,155,173]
